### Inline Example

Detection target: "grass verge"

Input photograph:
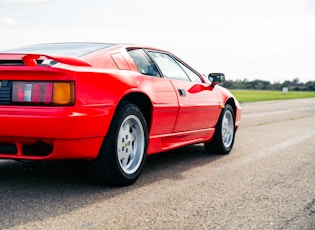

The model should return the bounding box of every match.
[230,90,315,103]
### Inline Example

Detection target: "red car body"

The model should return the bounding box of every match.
[0,43,241,186]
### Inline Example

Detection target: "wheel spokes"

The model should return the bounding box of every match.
[117,116,144,174]
[118,120,133,167]
[221,111,234,147]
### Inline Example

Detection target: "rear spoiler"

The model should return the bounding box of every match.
[0,53,91,67]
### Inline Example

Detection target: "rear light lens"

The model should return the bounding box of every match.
[12,81,74,105]
[53,82,74,105]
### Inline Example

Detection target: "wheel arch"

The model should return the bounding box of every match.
[226,97,236,116]
[119,92,152,132]
[225,97,241,132]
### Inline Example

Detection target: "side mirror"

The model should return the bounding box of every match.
[208,73,225,85]
[188,73,226,94]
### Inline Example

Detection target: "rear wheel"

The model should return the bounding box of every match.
[204,104,235,154]
[88,102,148,186]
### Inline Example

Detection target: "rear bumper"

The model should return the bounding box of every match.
[0,105,115,160]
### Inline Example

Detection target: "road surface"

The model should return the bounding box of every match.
[1,98,315,229]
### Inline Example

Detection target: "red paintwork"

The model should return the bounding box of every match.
[0,43,241,160]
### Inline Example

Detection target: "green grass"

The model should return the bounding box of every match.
[230,90,315,103]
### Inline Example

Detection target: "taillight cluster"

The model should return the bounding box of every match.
[12,81,74,105]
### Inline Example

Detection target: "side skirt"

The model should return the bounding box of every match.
[147,128,215,154]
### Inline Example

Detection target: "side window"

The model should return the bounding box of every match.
[176,61,203,83]
[148,51,190,81]
[127,49,160,77]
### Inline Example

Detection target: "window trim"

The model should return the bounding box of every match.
[145,49,204,83]
[172,57,204,83]
[146,50,191,81]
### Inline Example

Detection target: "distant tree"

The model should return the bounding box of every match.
[293,78,300,84]
[221,78,315,91]
[271,81,282,90]
[305,81,315,91]
[281,80,291,88]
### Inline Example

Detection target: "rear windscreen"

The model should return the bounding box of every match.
[2,42,116,57]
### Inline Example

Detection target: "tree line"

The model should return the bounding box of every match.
[221,78,315,91]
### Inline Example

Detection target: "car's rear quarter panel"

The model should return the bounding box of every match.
[0,66,122,160]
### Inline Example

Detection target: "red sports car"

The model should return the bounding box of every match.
[0,43,241,186]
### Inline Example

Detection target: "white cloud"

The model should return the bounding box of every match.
[0,16,16,25]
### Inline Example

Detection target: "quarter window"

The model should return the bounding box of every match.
[127,49,160,77]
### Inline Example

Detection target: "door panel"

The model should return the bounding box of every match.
[170,79,220,133]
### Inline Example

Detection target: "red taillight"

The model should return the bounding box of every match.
[12,81,74,105]
[12,82,25,102]
[31,83,40,103]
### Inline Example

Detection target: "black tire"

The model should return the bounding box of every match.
[204,104,235,154]
[88,102,148,186]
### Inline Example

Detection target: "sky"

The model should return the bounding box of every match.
[0,0,315,83]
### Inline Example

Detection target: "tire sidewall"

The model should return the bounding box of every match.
[111,103,148,183]
[218,104,235,153]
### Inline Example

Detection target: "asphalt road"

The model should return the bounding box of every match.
[1,98,315,230]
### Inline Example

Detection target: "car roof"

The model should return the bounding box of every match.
[3,42,168,57]
[3,42,121,57]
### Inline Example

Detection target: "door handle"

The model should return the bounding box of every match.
[178,89,186,97]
